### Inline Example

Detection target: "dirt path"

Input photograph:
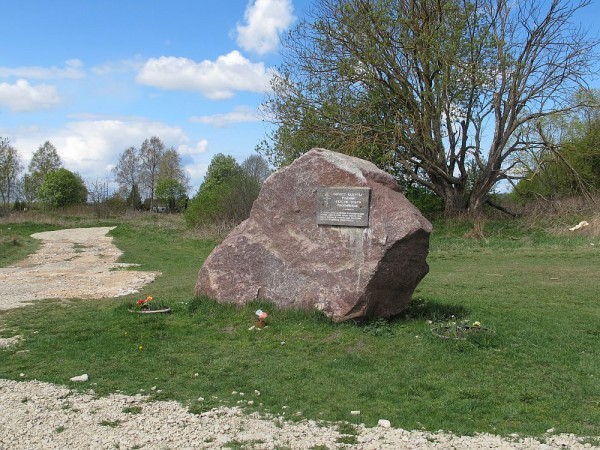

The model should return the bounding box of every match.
[0,227,159,311]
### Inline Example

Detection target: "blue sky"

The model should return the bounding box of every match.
[0,0,598,195]
[0,0,309,193]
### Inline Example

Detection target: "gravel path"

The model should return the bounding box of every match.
[0,379,597,450]
[0,228,598,449]
[0,227,158,310]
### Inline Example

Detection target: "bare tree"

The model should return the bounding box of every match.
[139,136,165,209]
[112,146,140,199]
[241,154,272,185]
[263,0,599,216]
[0,137,23,208]
[87,176,114,205]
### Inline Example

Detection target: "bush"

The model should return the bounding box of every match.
[155,178,187,212]
[13,200,26,211]
[404,186,444,217]
[184,174,259,227]
[184,153,261,228]
[38,168,88,208]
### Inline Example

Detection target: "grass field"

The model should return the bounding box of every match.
[0,214,598,438]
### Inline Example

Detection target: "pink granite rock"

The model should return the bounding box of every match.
[195,148,432,322]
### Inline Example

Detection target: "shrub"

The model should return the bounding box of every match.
[38,168,88,208]
[184,154,261,228]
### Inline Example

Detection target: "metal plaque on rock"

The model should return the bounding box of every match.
[316,187,371,227]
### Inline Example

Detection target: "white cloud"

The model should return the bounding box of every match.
[14,119,185,175]
[190,106,260,127]
[12,119,209,193]
[178,139,209,156]
[236,0,294,55]
[136,51,274,99]
[0,79,61,112]
[0,59,85,80]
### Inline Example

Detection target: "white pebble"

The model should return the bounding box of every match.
[69,374,89,382]
[378,419,391,428]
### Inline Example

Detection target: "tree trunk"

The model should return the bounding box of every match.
[442,184,467,217]
[467,175,496,216]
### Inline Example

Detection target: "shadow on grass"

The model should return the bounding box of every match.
[187,295,469,330]
[395,297,470,322]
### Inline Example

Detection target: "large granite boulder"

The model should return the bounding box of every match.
[195,148,432,322]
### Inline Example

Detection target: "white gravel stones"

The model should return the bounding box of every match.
[0,335,22,349]
[0,379,597,449]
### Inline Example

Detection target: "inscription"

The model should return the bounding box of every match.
[316,187,371,227]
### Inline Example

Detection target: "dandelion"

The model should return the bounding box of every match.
[138,345,143,351]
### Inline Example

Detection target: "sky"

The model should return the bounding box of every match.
[1,0,598,196]
[0,0,310,194]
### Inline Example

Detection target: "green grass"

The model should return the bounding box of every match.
[0,222,61,266]
[0,216,598,439]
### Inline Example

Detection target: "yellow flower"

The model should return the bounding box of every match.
[138,345,143,350]
[472,321,481,327]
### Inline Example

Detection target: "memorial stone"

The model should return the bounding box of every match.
[195,148,432,322]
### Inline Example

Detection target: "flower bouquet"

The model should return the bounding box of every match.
[129,295,171,314]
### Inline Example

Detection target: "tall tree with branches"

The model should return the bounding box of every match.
[261,0,598,216]
[139,136,165,209]
[25,141,62,202]
[159,147,190,190]
[0,137,23,209]
[112,146,140,208]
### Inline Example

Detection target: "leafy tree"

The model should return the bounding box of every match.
[185,154,260,227]
[139,136,165,210]
[514,89,600,199]
[0,137,23,209]
[199,153,241,192]
[38,168,88,208]
[159,148,190,190]
[155,178,187,212]
[262,0,599,216]
[27,141,62,201]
